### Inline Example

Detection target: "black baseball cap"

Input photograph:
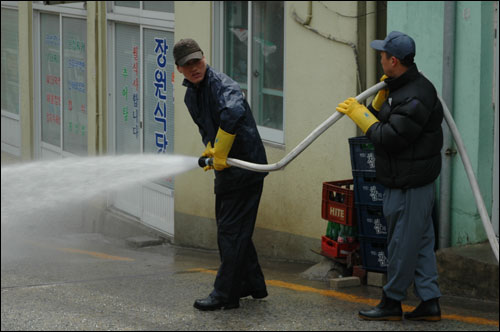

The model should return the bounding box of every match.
[370,31,416,60]
[173,38,204,66]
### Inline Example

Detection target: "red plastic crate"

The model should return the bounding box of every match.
[321,180,356,226]
[321,235,358,258]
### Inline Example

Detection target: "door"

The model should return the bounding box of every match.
[109,21,175,236]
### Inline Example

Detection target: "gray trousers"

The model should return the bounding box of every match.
[382,182,441,302]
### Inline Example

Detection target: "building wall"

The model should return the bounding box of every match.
[388,1,496,246]
[18,2,34,161]
[173,1,361,261]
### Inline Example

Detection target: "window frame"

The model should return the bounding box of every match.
[1,3,20,119]
[213,1,286,145]
[108,1,174,28]
[33,3,88,159]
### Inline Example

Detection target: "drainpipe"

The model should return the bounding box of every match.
[304,1,313,26]
[438,1,456,249]
[365,2,377,99]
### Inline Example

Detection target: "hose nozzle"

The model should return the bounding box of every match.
[198,156,213,168]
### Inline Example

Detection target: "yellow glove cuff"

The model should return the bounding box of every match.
[353,108,379,133]
[212,128,236,171]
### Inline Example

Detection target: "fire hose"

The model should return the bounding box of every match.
[199,78,499,262]
[198,81,387,171]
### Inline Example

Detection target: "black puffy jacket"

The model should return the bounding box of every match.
[366,64,443,189]
[183,65,268,194]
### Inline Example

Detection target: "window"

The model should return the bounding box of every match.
[39,12,87,156]
[143,29,175,156]
[115,23,140,154]
[215,1,284,144]
[1,8,19,115]
[113,1,174,17]
[40,13,60,147]
[62,17,87,155]
[108,5,175,188]
[114,1,140,9]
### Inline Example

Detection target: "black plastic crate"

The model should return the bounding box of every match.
[348,136,376,173]
[359,236,388,272]
[353,171,385,206]
[356,204,387,239]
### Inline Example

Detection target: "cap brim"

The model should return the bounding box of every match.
[370,40,386,51]
[177,51,203,66]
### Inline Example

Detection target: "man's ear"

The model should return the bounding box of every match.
[176,65,182,74]
[391,56,398,67]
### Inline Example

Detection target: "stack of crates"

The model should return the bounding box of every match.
[320,180,359,259]
[348,136,388,272]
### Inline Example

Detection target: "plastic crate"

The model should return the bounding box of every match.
[348,136,376,173]
[321,180,356,226]
[321,235,358,259]
[353,171,385,206]
[356,204,387,239]
[359,236,388,272]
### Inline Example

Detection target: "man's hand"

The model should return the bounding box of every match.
[336,97,379,133]
[201,142,214,171]
[372,74,389,111]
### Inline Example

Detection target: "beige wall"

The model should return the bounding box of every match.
[174,1,361,259]
[174,1,216,219]
[18,1,33,161]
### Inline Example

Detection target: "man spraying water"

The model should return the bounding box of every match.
[174,38,268,311]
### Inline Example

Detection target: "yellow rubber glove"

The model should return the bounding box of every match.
[372,74,389,111]
[210,128,236,171]
[336,97,379,133]
[201,142,214,171]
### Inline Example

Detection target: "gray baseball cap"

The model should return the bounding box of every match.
[173,38,204,66]
[370,31,416,60]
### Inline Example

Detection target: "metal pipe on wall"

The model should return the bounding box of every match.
[365,1,377,95]
[439,1,456,249]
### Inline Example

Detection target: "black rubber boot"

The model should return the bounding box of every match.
[193,295,239,311]
[359,292,402,321]
[404,298,441,321]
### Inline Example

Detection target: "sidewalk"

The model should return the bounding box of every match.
[436,241,499,301]
[99,206,499,302]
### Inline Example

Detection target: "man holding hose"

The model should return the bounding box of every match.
[174,38,268,311]
[336,31,443,321]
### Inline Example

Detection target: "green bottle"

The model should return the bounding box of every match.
[331,222,339,240]
[326,222,333,239]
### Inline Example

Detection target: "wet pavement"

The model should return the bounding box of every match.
[1,211,498,331]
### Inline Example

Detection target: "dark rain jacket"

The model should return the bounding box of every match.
[366,64,443,189]
[183,65,268,195]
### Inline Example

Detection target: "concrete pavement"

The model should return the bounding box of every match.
[1,211,498,331]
